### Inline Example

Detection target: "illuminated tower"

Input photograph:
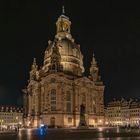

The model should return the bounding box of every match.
[90,54,99,82]
[30,58,39,80]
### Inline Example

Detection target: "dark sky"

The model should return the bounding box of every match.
[0,1,139,106]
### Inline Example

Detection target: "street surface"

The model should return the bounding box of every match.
[1,127,140,140]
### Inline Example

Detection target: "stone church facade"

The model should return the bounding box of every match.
[23,9,105,128]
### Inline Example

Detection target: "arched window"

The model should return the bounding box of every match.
[50,89,56,111]
[92,95,96,113]
[66,91,71,101]
[81,93,86,104]
[66,91,72,112]
[52,64,55,70]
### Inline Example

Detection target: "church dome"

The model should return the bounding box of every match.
[57,38,80,56]
[42,10,84,76]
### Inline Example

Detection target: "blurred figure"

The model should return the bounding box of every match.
[38,124,47,135]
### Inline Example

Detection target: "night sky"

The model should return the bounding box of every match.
[0,1,139,106]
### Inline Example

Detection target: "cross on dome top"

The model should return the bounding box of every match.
[62,6,65,15]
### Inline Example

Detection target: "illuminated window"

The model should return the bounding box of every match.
[66,91,71,112]
[50,89,56,111]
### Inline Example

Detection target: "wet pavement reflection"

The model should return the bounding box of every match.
[1,127,140,140]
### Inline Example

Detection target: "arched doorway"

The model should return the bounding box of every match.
[50,117,55,127]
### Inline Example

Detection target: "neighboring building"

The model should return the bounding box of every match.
[129,101,140,126]
[23,8,105,128]
[105,98,140,126]
[0,106,23,129]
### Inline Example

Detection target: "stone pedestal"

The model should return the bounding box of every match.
[78,115,88,129]
[77,104,88,129]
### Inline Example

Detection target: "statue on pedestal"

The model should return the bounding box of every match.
[78,104,88,129]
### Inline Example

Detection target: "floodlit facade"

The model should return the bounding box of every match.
[23,9,105,128]
[0,106,23,129]
[105,98,140,126]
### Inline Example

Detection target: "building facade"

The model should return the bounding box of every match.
[0,106,23,130]
[23,9,105,128]
[105,98,140,126]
